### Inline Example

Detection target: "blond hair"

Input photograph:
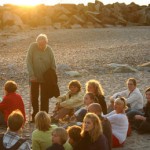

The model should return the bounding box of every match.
[81,113,103,142]
[114,97,128,110]
[35,111,51,131]
[86,79,104,96]
[52,127,68,145]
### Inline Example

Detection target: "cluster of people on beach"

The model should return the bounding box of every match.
[0,34,149,150]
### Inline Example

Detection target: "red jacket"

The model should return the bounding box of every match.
[0,93,26,123]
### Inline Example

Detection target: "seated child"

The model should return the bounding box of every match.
[0,110,30,149]
[0,80,26,126]
[52,80,83,122]
[46,127,68,150]
[67,125,82,150]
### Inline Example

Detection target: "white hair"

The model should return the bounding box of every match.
[36,34,48,43]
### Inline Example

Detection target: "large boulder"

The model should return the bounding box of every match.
[2,11,24,28]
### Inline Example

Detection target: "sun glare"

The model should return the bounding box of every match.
[1,0,149,6]
[3,0,44,6]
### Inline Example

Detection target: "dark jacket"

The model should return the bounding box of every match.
[144,102,150,122]
[78,132,109,150]
[95,94,107,114]
[46,143,64,150]
[43,68,60,98]
[101,117,112,150]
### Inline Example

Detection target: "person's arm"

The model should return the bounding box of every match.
[0,96,8,110]
[60,93,83,108]
[103,110,116,118]
[112,90,128,99]
[26,44,36,81]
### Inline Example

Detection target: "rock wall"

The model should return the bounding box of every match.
[0,1,150,30]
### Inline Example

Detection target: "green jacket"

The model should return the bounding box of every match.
[26,42,56,82]
[32,125,72,150]
[58,91,84,109]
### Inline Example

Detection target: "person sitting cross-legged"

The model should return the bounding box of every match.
[0,110,30,150]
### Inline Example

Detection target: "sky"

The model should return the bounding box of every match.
[0,0,149,6]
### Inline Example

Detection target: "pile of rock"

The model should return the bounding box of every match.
[0,1,150,30]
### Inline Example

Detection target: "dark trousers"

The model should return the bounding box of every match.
[0,111,6,126]
[31,82,49,120]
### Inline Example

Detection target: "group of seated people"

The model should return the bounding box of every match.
[0,78,150,150]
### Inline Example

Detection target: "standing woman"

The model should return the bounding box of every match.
[79,113,109,150]
[103,97,128,148]
[26,34,58,122]
[86,79,107,114]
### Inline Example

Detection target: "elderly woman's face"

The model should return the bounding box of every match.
[38,40,47,50]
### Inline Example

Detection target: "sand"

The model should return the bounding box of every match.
[0,26,150,149]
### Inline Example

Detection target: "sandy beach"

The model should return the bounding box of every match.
[0,26,150,149]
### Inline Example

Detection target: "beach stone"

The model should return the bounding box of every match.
[65,71,80,77]
[57,64,72,71]
[71,24,82,29]
[137,62,150,71]
[2,11,24,28]
[139,62,150,67]
[107,63,138,73]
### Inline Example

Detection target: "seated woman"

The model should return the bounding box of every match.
[32,111,57,150]
[108,78,143,113]
[128,87,150,134]
[71,92,96,122]
[85,79,107,114]
[79,113,109,150]
[103,97,128,148]
[88,103,112,150]
[32,111,72,150]
[52,80,83,123]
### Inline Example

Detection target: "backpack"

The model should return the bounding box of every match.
[0,133,27,150]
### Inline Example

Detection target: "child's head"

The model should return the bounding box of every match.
[4,80,17,94]
[68,80,81,94]
[88,103,102,116]
[8,109,24,132]
[86,79,104,96]
[67,125,81,146]
[84,93,95,106]
[35,111,51,131]
[145,87,150,103]
[52,127,68,145]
